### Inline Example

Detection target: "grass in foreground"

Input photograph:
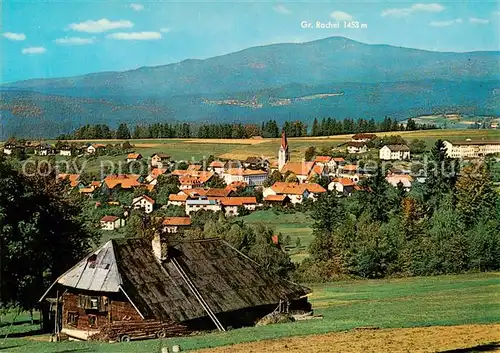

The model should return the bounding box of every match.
[1,272,499,352]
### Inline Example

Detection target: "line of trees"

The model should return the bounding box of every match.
[310,117,437,136]
[56,117,437,141]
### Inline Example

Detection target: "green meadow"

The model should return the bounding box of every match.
[1,272,498,353]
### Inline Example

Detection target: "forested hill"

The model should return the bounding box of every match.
[1,36,499,138]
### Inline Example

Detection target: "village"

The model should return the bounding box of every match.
[3,133,500,236]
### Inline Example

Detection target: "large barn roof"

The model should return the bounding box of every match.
[41,237,310,324]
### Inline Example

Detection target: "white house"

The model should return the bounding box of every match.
[379,145,411,160]
[151,153,170,168]
[222,168,267,186]
[100,216,125,230]
[443,140,500,159]
[220,197,257,216]
[208,161,226,175]
[185,198,222,215]
[386,174,413,191]
[59,146,73,156]
[262,182,325,204]
[347,142,368,154]
[86,144,105,154]
[132,195,155,214]
[3,144,16,155]
[328,178,356,196]
[35,144,52,156]
[127,153,142,163]
[313,156,336,170]
[162,216,191,233]
[167,193,188,207]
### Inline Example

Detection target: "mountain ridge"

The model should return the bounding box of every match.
[4,36,499,96]
[1,36,498,138]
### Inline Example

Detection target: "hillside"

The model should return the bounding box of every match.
[4,37,499,96]
[1,36,499,138]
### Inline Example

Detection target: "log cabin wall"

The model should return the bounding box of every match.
[62,291,142,331]
[110,298,143,322]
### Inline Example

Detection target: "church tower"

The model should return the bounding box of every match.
[278,130,289,171]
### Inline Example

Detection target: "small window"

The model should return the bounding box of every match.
[87,254,97,268]
[88,314,97,328]
[90,297,99,309]
[67,312,78,326]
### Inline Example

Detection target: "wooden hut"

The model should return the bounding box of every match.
[40,237,310,341]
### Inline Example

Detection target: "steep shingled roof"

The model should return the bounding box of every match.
[116,238,310,322]
[41,238,311,324]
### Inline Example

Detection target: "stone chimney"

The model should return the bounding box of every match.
[152,232,168,261]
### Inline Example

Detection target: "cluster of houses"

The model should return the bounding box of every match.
[343,133,412,160]
[10,132,499,236]
[2,141,121,157]
[88,132,421,233]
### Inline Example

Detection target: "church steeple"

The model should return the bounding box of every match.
[278,130,289,171]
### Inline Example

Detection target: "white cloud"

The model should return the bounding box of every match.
[22,47,46,54]
[107,31,162,40]
[160,27,171,33]
[429,18,462,27]
[330,11,353,22]
[469,17,489,24]
[274,4,291,15]
[3,32,26,41]
[411,4,445,12]
[54,37,95,45]
[381,3,445,17]
[129,3,144,11]
[68,19,133,33]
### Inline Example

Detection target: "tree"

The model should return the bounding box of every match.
[424,140,458,210]
[406,118,417,131]
[116,123,131,139]
[284,172,298,183]
[310,192,345,234]
[409,139,426,154]
[205,175,226,189]
[356,164,394,222]
[455,162,497,227]
[305,146,316,161]
[466,218,500,272]
[295,237,302,248]
[424,197,467,274]
[263,170,283,187]
[0,158,98,327]
[311,118,320,136]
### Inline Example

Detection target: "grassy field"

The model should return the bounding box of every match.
[15,129,500,174]
[239,210,313,262]
[1,272,498,352]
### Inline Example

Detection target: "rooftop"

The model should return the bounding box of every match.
[163,217,192,226]
[446,140,500,146]
[42,238,309,322]
[384,144,410,152]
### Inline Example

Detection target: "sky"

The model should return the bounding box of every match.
[2,0,499,83]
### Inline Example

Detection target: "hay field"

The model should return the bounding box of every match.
[195,324,500,353]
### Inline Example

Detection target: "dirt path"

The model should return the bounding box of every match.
[194,324,500,353]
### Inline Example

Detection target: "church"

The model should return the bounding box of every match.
[278,130,290,171]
